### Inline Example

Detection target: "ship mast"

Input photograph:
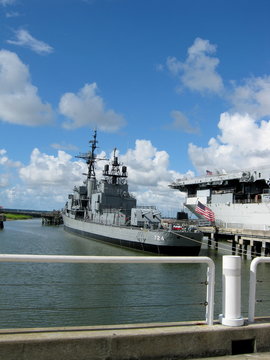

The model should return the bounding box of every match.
[76,130,98,179]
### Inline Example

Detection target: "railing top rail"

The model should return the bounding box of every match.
[0,254,214,266]
[0,254,215,281]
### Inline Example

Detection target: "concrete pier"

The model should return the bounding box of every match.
[1,319,270,360]
[200,226,270,257]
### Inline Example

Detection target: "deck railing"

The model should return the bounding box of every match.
[0,254,215,326]
[3,254,270,326]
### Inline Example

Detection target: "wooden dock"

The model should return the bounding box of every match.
[41,211,63,226]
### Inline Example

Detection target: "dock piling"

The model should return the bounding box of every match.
[200,225,270,258]
[41,211,63,226]
[0,214,6,229]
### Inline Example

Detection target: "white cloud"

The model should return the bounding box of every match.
[155,63,164,72]
[0,0,15,5]
[166,110,200,134]
[1,186,53,210]
[229,76,270,120]
[0,173,9,187]
[59,83,126,132]
[0,49,53,126]
[7,29,53,55]
[0,148,21,167]
[0,140,187,215]
[19,148,85,186]
[121,139,170,186]
[0,149,21,190]
[5,11,20,17]
[164,39,270,175]
[166,37,224,94]
[0,147,87,209]
[119,139,185,214]
[51,143,79,151]
[188,112,270,173]
[9,148,88,209]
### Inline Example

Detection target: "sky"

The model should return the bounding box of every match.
[0,0,270,215]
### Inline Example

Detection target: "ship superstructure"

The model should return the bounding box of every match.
[62,131,202,255]
[170,168,270,231]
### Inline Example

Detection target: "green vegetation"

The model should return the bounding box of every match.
[5,213,32,220]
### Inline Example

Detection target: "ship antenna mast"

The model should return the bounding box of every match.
[75,129,98,179]
[88,129,98,179]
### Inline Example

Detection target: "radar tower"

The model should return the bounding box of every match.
[103,148,128,185]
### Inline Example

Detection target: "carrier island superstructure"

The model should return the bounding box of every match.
[62,131,202,256]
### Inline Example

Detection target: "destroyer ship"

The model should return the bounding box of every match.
[62,131,202,255]
[170,168,270,231]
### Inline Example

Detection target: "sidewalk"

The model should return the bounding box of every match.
[195,353,270,360]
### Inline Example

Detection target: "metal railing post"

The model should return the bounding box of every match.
[0,254,215,325]
[205,260,215,325]
[249,257,270,323]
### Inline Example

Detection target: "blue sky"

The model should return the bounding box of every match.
[1,0,270,214]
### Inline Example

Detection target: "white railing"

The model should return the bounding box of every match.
[248,257,270,323]
[0,254,215,326]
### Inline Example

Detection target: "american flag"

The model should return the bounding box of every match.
[195,201,215,222]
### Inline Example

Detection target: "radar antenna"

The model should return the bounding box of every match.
[103,148,128,185]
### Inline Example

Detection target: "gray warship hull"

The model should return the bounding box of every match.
[62,213,202,256]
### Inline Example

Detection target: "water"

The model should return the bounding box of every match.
[0,219,269,329]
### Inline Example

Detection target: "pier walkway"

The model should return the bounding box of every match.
[1,319,270,360]
[197,353,270,359]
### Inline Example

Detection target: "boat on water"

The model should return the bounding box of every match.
[62,131,202,255]
[170,168,270,231]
